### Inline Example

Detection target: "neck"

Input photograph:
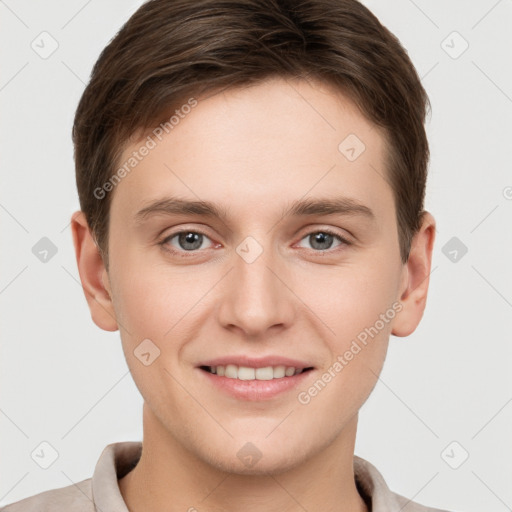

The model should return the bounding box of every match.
[119,405,368,512]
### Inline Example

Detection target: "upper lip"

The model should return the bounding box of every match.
[197,355,314,370]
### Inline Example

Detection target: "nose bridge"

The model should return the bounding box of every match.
[217,235,294,336]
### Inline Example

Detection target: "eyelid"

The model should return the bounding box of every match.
[294,221,353,240]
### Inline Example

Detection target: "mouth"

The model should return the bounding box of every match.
[197,363,315,401]
[195,356,316,400]
[199,364,315,381]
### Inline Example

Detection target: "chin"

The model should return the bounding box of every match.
[210,452,307,476]
[195,436,313,476]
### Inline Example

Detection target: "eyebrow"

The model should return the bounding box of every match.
[283,197,375,220]
[134,196,375,224]
[134,197,230,224]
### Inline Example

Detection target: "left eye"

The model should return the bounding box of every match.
[296,230,349,251]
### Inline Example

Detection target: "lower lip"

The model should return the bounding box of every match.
[197,368,314,401]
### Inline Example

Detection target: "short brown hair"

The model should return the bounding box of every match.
[73,0,430,267]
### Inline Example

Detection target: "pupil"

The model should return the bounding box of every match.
[312,232,333,250]
[180,232,202,250]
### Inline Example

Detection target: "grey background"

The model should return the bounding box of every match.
[1,1,511,510]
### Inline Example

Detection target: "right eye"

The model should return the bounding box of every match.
[160,229,216,255]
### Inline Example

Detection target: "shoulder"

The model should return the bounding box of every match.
[1,441,141,512]
[0,478,93,512]
[353,456,454,512]
[392,490,454,512]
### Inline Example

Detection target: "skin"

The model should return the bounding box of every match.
[71,76,435,512]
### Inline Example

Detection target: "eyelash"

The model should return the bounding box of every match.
[158,228,351,258]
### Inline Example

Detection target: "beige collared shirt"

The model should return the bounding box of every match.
[1,441,451,511]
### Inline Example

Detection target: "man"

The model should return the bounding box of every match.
[2,0,450,510]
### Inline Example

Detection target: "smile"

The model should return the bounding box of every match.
[200,364,314,380]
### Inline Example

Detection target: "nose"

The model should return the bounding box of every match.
[217,240,296,338]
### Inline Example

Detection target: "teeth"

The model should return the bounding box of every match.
[225,364,238,379]
[287,367,297,377]
[256,367,274,380]
[207,364,306,380]
[237,366,255,380]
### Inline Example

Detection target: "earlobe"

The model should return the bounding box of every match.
[391,211,436,337]
[70,211,119,332]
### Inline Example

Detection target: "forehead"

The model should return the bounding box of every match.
[111,76,393,225]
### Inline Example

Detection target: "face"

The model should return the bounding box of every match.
[77,76,427,474]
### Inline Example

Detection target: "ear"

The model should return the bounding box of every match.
[70,211,118,332]
[391,211,436,337]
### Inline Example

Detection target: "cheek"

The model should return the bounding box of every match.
[295,268,396,420]
[110,253,205,339]
[302,257,399,340]
[109,257,222,396]
[110,265,194,408]
[295,257,399,408]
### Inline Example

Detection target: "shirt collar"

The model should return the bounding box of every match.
[92,442,401,512]
[353,455,403,510]
[92,441,141,512]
